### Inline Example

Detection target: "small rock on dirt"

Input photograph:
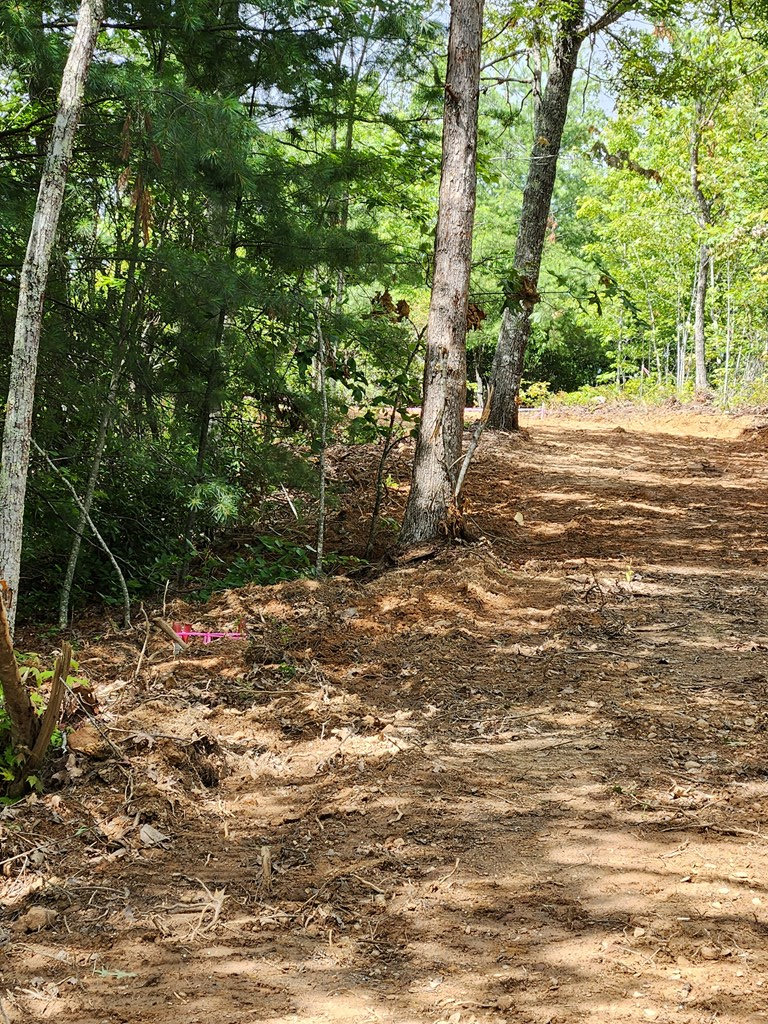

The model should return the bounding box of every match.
[68,723,111,758]
[11,907,58,933]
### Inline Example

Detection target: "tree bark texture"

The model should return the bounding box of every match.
[487,4,585,431]
[0,0,103,633]
[0,595,37,751]
[400,0,484,546]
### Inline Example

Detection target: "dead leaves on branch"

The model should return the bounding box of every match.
[466,301,486,330]
[370,289,410,322]
[501,271,541,311]
[371,290,488,335]
[593,141,663,183]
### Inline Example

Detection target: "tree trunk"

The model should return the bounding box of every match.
[176,310,226,584]
[693,240,710,393]
[399,0,484,546]
[314,311,329,574]
[34,440,131,628]
[690,108,712,395]
[724,259,733,401]
[176,196,238,586]
[0,0,103,633]
[487,4,584,431]
[0,596,37,751]
[474,351,484,409]
[58,185,143,628]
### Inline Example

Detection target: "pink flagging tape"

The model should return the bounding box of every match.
[171,622,246,644]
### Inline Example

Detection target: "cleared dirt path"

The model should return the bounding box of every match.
[4,410,768,1024]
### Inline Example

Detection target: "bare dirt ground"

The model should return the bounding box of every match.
[4,407,768,1024]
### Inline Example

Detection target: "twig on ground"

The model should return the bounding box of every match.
[153,616,189,650]
[260,845,272,891]
[659,821,766,839]
[436,858,461,887]
[0,845,50,869]
[349,873,386,894]
[133,605,151,684]
[65,685,126,761]
[187,880,228,938]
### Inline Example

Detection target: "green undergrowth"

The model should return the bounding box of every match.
[180,535,367,603]
[0,653,91,800]
[524,375,768,412]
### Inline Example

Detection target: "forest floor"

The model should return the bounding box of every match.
[5,405,768,1024]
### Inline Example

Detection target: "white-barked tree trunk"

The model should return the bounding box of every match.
[0,0,103,632]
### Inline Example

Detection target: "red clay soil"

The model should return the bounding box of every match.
[3,407,768,1024]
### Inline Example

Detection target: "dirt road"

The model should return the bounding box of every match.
[4,410,768,1024]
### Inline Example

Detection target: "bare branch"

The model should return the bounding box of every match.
[580,0,635,40]
[32,441,132,629]
[483,15,521,48]
[480,49,527,71]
